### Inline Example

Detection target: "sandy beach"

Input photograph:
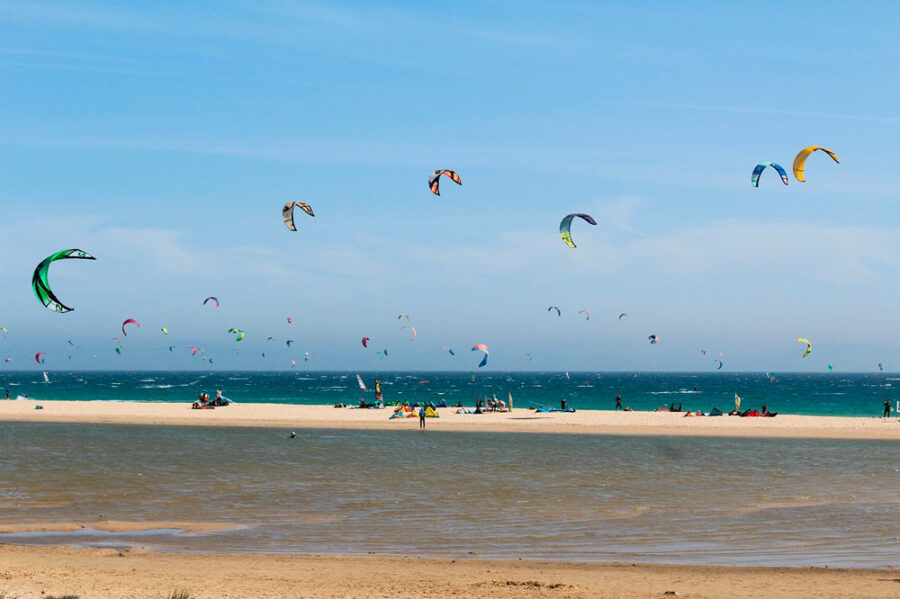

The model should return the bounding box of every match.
[0,544,896,599]
[0,398,897,439]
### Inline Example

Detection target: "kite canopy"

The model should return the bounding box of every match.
[122,319,140,336]
[559,213,597,248]
[161,327,169,335]
[282,201,315,232]
[618,313,629,320]
[471,343,489,368]
[35,351,46,364]
[751,162,789,187]
[32,249,96,313]
[361,336,370,348]
[578,310,590,320]
[792,146,839,182]
[715,359,724,370]
[397,313,410,321]
[548,306,561,317]
[228,328,246,342]
[203,296,220,309]
[401,325,417,341]
[428,170,462,196]
[648,334,659,345]
[795,337,812,358]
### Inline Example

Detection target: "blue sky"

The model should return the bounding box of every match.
[2,0,900,371]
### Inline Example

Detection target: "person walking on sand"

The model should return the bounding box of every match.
[419,407,426,429]
[615,394,622,411]
[884,399,892,418]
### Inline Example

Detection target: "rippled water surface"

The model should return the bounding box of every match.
[1,422,897,567]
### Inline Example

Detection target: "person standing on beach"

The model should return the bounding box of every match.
[419,407,426,429]
[615,394,622,410]
[4,388,8,400]
[884,399,892,418]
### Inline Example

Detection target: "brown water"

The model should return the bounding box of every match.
[0,422,897,567]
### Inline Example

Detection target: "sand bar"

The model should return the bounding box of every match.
[0,544,897,599]
[0,399,898,439]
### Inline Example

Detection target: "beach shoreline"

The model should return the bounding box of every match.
[0,544,896,599]
[0,398,897,439]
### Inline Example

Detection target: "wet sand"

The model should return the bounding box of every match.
[0,398,897,439]
[0,544,897,599]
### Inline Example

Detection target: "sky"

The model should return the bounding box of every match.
[2,0,900,371]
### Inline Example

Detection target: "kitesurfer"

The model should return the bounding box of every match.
[884,399,892,418]
[215,388,225,406]
[561,398,567,410]
[615,394,622,410]
[419,407,426,429]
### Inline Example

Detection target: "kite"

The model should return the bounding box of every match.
[287,317,293,324]
[0,327,7,338]
[715,359,724,370]
[189,346,198,356]
[792,146,839,182]
[261,351,266,357]
[578,310,590,320]
[401,324,417,341]
[168,346,175,352]
[618,313,629,320]
[471,343,489,368]
[441,345,456,356]
[878,362,884,371]
[282,201,315,231]
[751,162,789,187]
[701,349,707,355]
[290,360,297,368]
[115,346,122,356]
[796,337,812,358]
[548,306,561,317]
[648,334,659,345]
[203,297,220,309]
[35,351,46,364]
[4,357,11,363]
[362,336,370,348]
[161,327,168,335]
[428,170,462,196]
[398,313,410,322]
[121,319,140,336]
[559,213,597,248]
[286,340,293,348]
[304,352,310,362]
[32,249,96,313]
[228,328,246,342]
[827,363,834,372]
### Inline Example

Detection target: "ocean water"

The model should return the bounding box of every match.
[0,370,896,417]
[0,422,897,567]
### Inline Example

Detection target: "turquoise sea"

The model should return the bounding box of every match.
[0,370,896,416]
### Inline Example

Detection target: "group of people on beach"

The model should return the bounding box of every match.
[192,388,228,409]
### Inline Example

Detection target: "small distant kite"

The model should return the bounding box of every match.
[286,340,293,348]
[618,313,629,320]
[701,349,707,355]
[189,346,198,356]
[796,337,812,358]
[751,162,789,187]
[287,317,293,324]
[428,170,462,196]
[121,319,140,336]
[401,325,417,341]
[878,362,884,371]
[827,363,834,372]
[362,337,370,348]
[32,249,96,313]
[282,201,315,232]
[559,213,597,248]
[648,334,659,345]
[441,345,455,356]
[161,327,169,335]
[228,328,246,342]
[0,327,7,338]
[35,351,46,364]
[793,146,839,182]
[578,310,590,320]
[398,313,410,322]
[203,297,220,309]
[548,306,561,317]
[471,343,489,368]
[715,359,724,370]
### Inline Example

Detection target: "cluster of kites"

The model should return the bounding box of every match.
[14,151,869,373]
